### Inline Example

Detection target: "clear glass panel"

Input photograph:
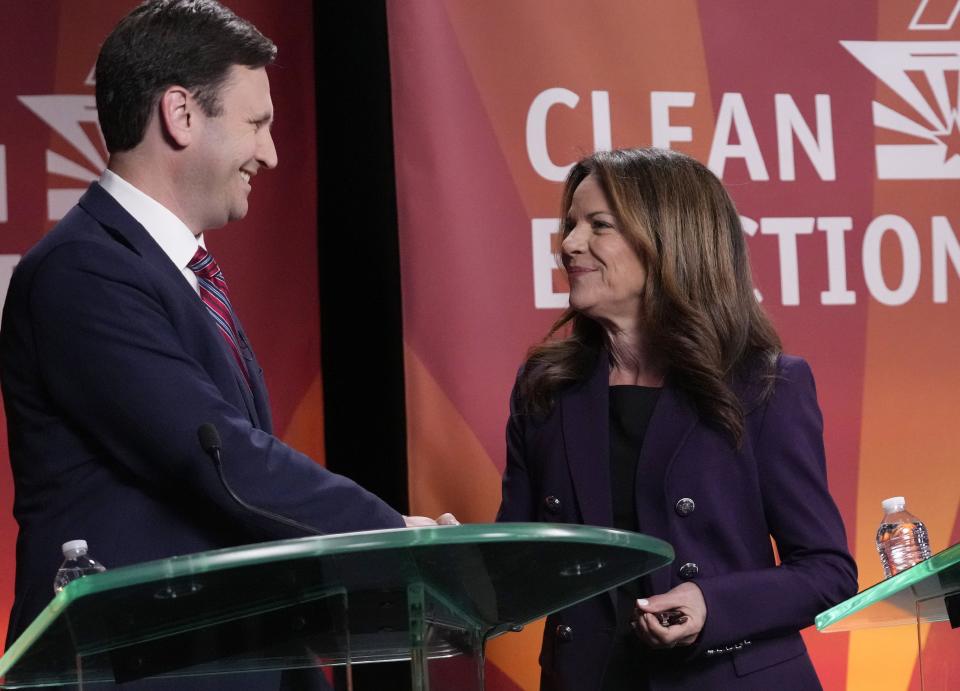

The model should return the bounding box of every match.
[917,618,960,690]
[0,524,673,688]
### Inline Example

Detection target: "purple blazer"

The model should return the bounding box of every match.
[497,352,857,691]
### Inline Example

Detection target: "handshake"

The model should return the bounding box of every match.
[402,513,460,527]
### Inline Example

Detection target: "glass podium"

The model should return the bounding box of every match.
[816,542,959,689]
[0,524,674,689]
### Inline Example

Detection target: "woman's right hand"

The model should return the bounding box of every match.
[632,582,707,648]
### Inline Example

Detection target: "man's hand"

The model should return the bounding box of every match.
[632,582,706,648]
[403,513,460,527]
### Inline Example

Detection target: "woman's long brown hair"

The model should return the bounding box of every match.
[518,148,781,447]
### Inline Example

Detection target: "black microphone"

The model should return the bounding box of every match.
[197,423,322,537]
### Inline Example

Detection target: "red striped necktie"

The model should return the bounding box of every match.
[188,246,250,385]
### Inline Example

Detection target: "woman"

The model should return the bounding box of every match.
[497,148,857,690]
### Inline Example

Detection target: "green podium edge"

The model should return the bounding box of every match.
[1,523,674,676]
[815,542,960,632]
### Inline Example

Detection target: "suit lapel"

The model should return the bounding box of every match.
[233,317,272,433]
[78,183,264,428]
[635,380,699,593]
[560,351,613,528]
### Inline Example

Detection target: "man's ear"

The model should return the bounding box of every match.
[158,86,193,148]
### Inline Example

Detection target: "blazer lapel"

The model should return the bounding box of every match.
[635,380,698,593]
[233,317,272,433]
[208,323,263,429]
[560,351,613,528]
[78,183,263,428]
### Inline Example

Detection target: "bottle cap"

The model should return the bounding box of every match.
[61,539,88,557]
[881,496,906,513]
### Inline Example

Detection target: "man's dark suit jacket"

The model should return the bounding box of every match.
[0,183,404,680]
[498,352,858,691]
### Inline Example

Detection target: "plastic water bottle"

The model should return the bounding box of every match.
[875,497,932,578]
[53,540,106,593]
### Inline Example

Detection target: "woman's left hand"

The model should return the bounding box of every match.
[632,582,707,648]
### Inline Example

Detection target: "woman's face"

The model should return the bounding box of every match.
[561,175,647,327]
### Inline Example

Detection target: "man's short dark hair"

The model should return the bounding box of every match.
[95,0,277,153]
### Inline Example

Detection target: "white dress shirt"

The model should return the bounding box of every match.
[99,169,205,295]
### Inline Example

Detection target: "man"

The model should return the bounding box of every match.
[0,0,449,677]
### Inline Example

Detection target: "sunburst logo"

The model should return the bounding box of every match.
[841,0,960,179]
[18,65,106,221]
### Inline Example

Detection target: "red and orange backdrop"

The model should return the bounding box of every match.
[388,1,960,689]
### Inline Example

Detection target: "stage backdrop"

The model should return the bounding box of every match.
[389,1,960,689]
[0,0,321,644]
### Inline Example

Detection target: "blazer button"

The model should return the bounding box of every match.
[555,624,573,642]
[678,562,699,579]
[544,495,561,514]
[674,497,695,517]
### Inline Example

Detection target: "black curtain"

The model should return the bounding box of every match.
[315,2,412,689]
[315,2,407,514]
